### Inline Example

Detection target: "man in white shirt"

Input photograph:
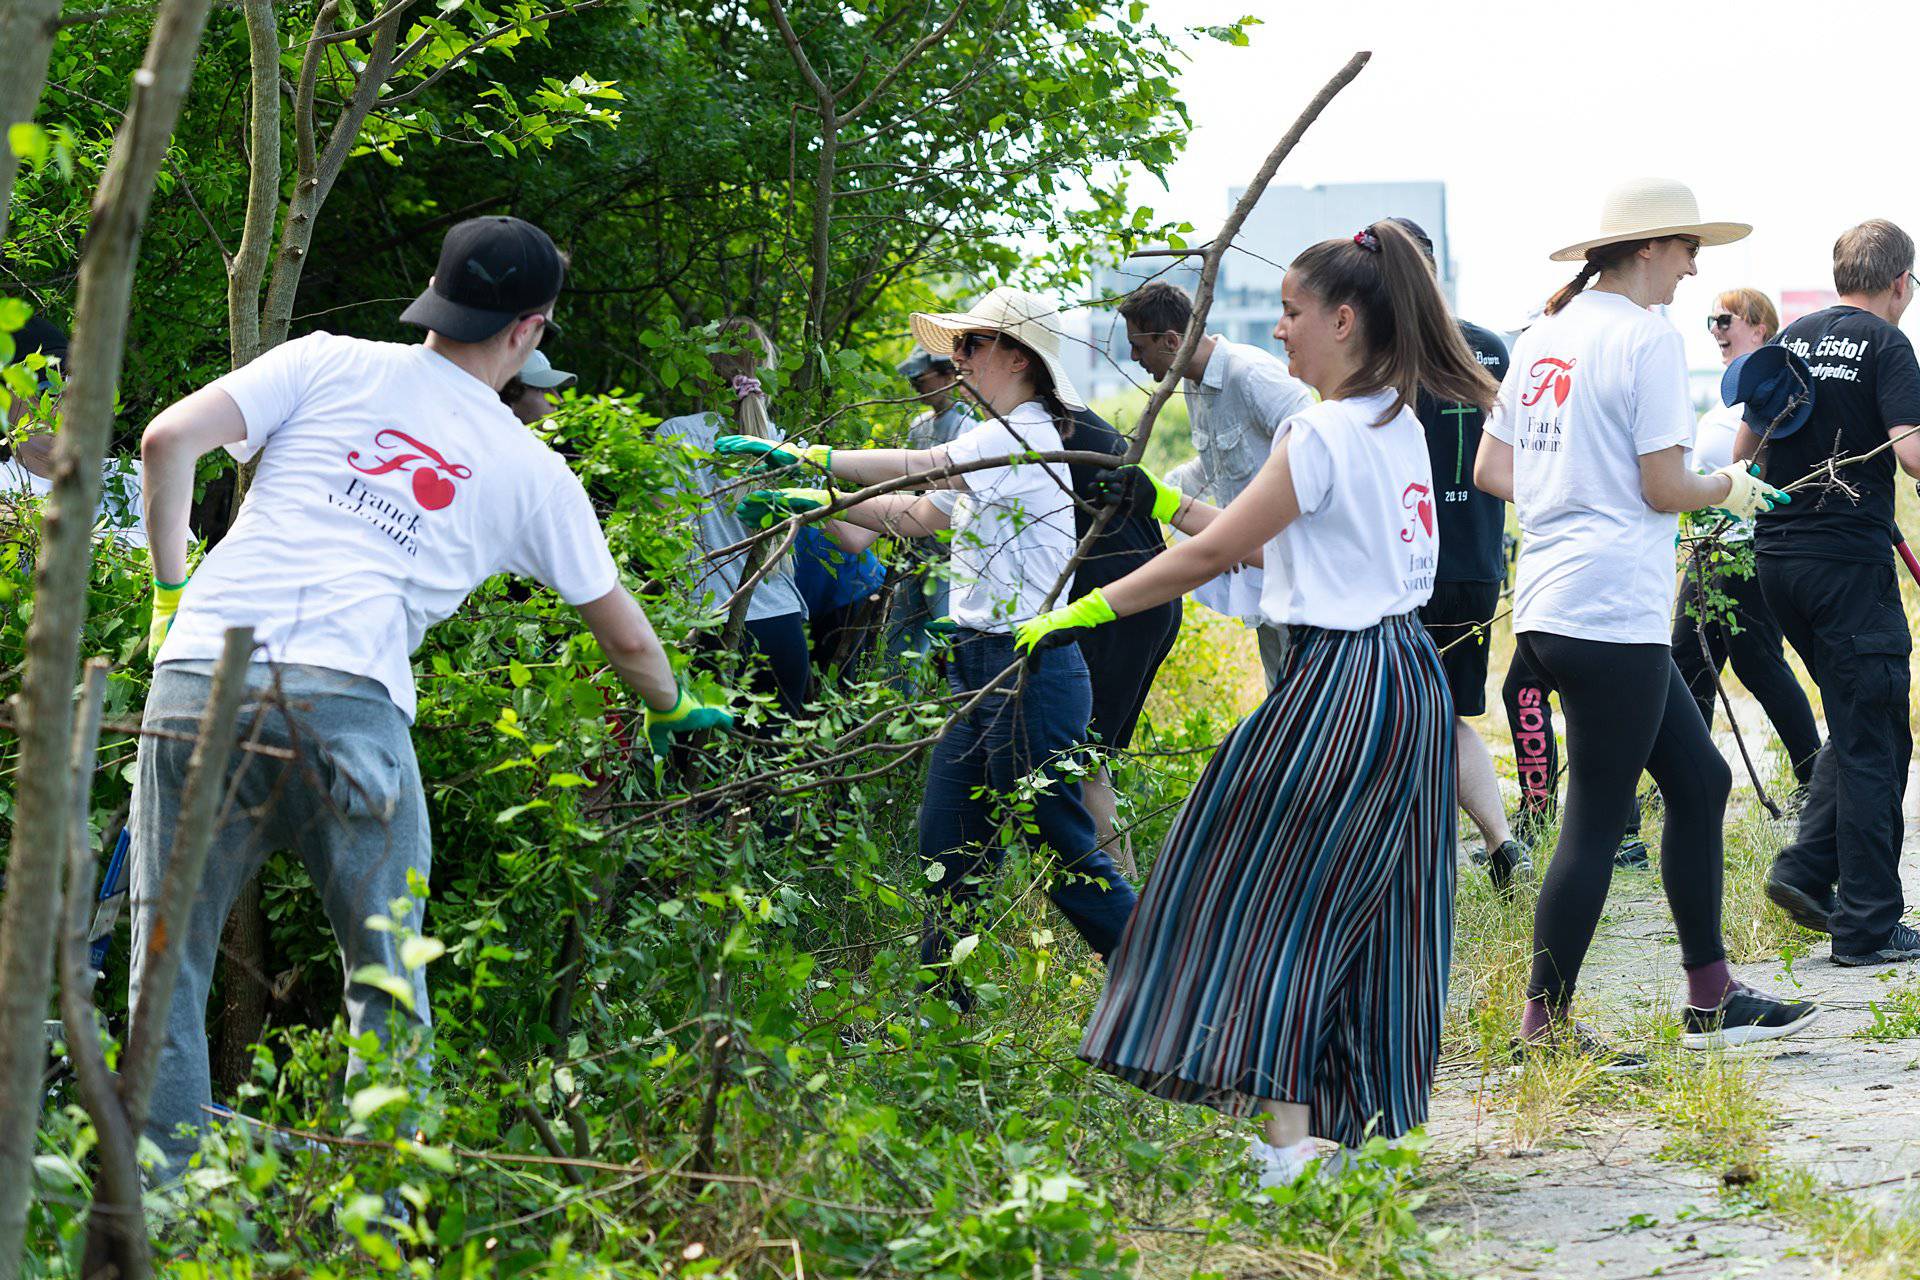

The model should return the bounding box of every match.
[131,216,728,1172]
[1120,281,1315,686]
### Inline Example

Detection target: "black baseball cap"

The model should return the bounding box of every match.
[1387,216,1436,266]
[400,216,566,342]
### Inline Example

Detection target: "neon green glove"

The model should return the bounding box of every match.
[149,578,188,653]
[735,488,830,527]
[644,684,734,752]
[1014,589,1117,653]
[1711,463,1791,521]
[1088,464,1182,522]
[713,435,833,470]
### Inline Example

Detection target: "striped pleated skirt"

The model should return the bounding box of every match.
[1079,612,1456,1145]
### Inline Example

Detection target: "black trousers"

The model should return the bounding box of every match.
[1517,632,1730,1007]
[1671,558,1822,785]
[1504,647,1560,839]
[1758,554,1912,954]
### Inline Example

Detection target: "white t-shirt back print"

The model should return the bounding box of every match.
[1486,289,1694,645]
[1258,389,1438,631]
[159,332,620,719]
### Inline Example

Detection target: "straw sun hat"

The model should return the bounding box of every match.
[910,287,1086,410]
[1550,178,1750,263]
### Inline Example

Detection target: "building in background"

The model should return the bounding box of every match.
[1070,180,1456,402]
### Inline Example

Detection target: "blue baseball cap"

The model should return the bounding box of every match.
[1722,344,1814,440]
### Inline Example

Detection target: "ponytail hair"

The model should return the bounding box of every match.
[1287,219,1499,422]
[708,316,776,438]
[1544,238,1650,316]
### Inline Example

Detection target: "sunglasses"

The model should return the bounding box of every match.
[954,331,1001,359]
[1707,313,1735,332]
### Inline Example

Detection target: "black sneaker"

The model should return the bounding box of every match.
[1488,839,1534,893]
[1764,874,1834,934]
[1613,836,1650,870]
[1682,985,1820,1049]
[1832,922,1920,967]
[1511,1021,1649,1074]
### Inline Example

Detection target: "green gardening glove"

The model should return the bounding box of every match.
[1086,463,1182,522]
[149,577,188,654]
[713,435,833,471]
[735,488,830,527]
[1014,588,1117,653]
[644,684,734,752]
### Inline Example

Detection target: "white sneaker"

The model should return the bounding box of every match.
[1247,1136,1320,1189]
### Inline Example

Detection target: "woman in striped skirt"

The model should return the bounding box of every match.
[1018,221,1498,1184]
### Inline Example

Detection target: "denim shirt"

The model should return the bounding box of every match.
[657,412,806,622]
[1182,336,1316,506]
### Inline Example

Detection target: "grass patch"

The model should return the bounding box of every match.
[1857,973,1920,1041]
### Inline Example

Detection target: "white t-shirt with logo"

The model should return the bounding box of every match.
[160,332,620,719]
[1258,389,1438,630]
[1485,289,1694,645]
[940,401,1076,632]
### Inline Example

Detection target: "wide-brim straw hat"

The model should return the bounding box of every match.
[1550,178,1751,263]
[910,287,1086,410]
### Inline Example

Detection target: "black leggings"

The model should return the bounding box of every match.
[1518,632,1731,1008]
[1671,562,1821,785]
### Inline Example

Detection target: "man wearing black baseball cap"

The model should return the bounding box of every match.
[400,215,569,342]
[129,215,731,1173]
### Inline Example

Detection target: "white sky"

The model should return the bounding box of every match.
[1133,0,1920,369]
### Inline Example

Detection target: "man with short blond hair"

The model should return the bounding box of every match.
[1739,217,1920,967]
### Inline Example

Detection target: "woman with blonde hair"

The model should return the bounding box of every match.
[1476,180,1817,1064]
[659,318,871,715]
[1671,289,1821,786]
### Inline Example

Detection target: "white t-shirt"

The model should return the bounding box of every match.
[1258,390,1438,630]
[160,333,620,719]
[0,452,147,546]
[940,401,1076,631]
[1692,400,1754,543]
[1486,289,1694,645]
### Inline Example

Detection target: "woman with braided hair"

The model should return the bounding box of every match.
[1476,179,1817,1067]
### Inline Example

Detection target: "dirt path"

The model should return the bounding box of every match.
[1421,719,1920,1278]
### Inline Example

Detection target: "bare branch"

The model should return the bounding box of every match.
[119,627,255,1137]
[838,0,970,123]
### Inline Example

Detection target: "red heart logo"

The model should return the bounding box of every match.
[1418,497,1434,536]
[1554,373,1572,406]
[412,467,457,510]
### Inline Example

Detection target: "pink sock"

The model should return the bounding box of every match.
[1686,959,1735,1009]
[1520,997,1553,1040]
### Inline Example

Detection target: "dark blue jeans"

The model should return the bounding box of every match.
[917,631,1138,998]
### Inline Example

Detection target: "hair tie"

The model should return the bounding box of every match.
[1352,229,1380,253]
[730,373,763,400]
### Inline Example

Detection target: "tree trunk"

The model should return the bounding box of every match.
[0,0,62,248]
[213,878,270,1092]
[0,0,217,1270]
[226,0,281,370]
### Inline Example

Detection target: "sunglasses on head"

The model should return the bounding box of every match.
[1707,313,1735,332]
[954,331,1001,358]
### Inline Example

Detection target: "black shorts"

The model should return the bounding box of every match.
[1419,580,1499,716]
[1078,598,1183,752]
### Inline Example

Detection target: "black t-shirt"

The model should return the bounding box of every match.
[1756,306,1920,563]
[1064,408,1165,595]
[1419,320,1509,583]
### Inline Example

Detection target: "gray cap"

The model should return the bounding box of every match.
[896,344,954,381]
[518,347,577,390]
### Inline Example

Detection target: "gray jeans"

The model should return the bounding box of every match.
[129,661,431,1171]
[1257,622,1292,691]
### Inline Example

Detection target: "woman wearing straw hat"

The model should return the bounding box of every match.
[1017,220,1493,1186]
[1474,178,1818,1064]
[714,288,1137,1009]
[1670,289,1821,789]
